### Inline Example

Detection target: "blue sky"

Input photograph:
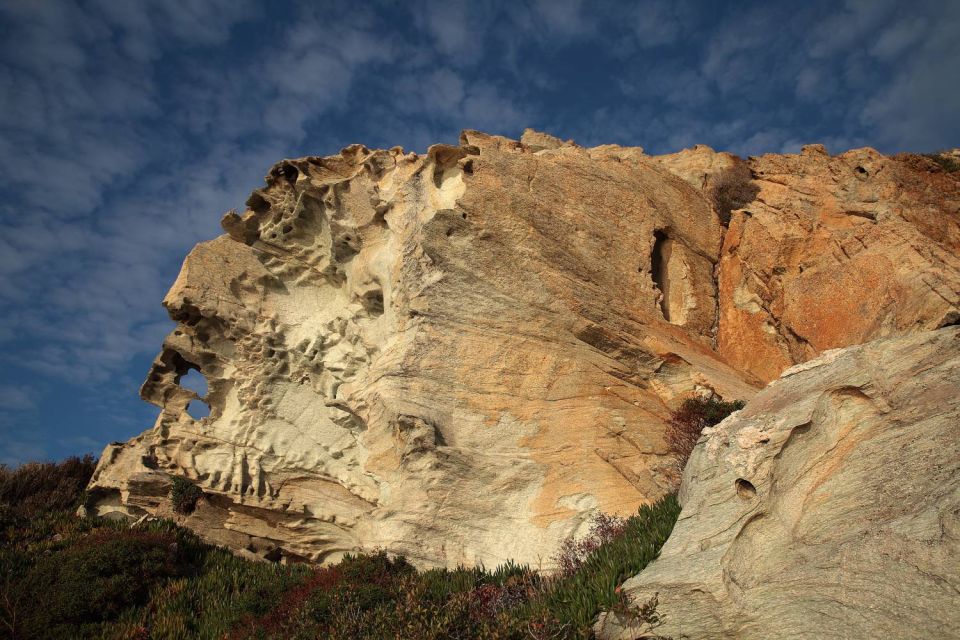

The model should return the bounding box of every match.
[1,0,958,465]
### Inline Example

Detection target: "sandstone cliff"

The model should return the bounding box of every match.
[87,130,960,568]
[597,326,960,639]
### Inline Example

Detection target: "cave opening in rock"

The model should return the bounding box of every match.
[651,230,672,321]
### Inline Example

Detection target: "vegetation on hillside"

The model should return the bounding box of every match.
[0,456,682,639]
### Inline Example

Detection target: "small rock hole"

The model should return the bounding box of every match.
[736,478,756,500]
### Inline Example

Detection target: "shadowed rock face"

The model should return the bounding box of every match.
[597,326,960,640]
[87,130,960,568]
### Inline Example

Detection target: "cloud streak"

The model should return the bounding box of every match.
[0,0,957,464]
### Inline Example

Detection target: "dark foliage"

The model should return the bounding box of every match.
[12,529,189,637]
[1,455,682,640]
[666,396,746,471]
[0,455,95,525]
[710,160,759,224]
[170,476,204,514]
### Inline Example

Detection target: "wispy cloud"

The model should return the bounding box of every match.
[0,0,957,464]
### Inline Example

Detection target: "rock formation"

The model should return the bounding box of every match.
[87,129,960,568]
[596,326,960,639]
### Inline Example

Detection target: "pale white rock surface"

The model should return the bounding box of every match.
[88,131,758,567]
[597,326,960,640]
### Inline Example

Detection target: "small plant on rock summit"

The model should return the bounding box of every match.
[922,151,960,173]
[710,159,759,225]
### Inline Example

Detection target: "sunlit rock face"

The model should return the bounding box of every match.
[87,131,960,568]
[597,326,960,640]
[657,143,960,382]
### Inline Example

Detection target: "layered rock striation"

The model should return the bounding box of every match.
[87,130,960,568]
[597,326,960,639]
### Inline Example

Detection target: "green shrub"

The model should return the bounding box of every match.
[922,151,960,173]
[553,512,627,578]
[666,396,746,472]
[534,495,682,638]
[13,528,188,637]
[170,476,204,514]
[710,160,759,224]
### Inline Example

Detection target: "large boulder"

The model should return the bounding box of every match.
[87,130,960,568]
[597,326,960,639]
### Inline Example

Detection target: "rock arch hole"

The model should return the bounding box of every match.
[186,400,210,420]
[178,368,208,397]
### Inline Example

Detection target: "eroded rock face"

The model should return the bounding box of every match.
[88,131,960,568]
[597,326,960,640]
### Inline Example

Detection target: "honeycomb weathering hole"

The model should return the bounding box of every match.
[736,478,757,499]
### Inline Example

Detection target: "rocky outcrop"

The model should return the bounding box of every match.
[597,326,960,640]
[88,130,960,568]
[658,144,960,382]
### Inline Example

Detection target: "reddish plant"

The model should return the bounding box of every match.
[466,576,534,619]
[553,512,627,578]
[228,565,343,639]
[666,396,745,472]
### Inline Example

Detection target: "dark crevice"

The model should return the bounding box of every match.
[651,230,671,321]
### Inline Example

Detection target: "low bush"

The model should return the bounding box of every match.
[553,512,626,578]
[666,396,746,472]
[12,528,188,637]
[537,496,681,636]
[170,476,204,514]
[710,160,759,224]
